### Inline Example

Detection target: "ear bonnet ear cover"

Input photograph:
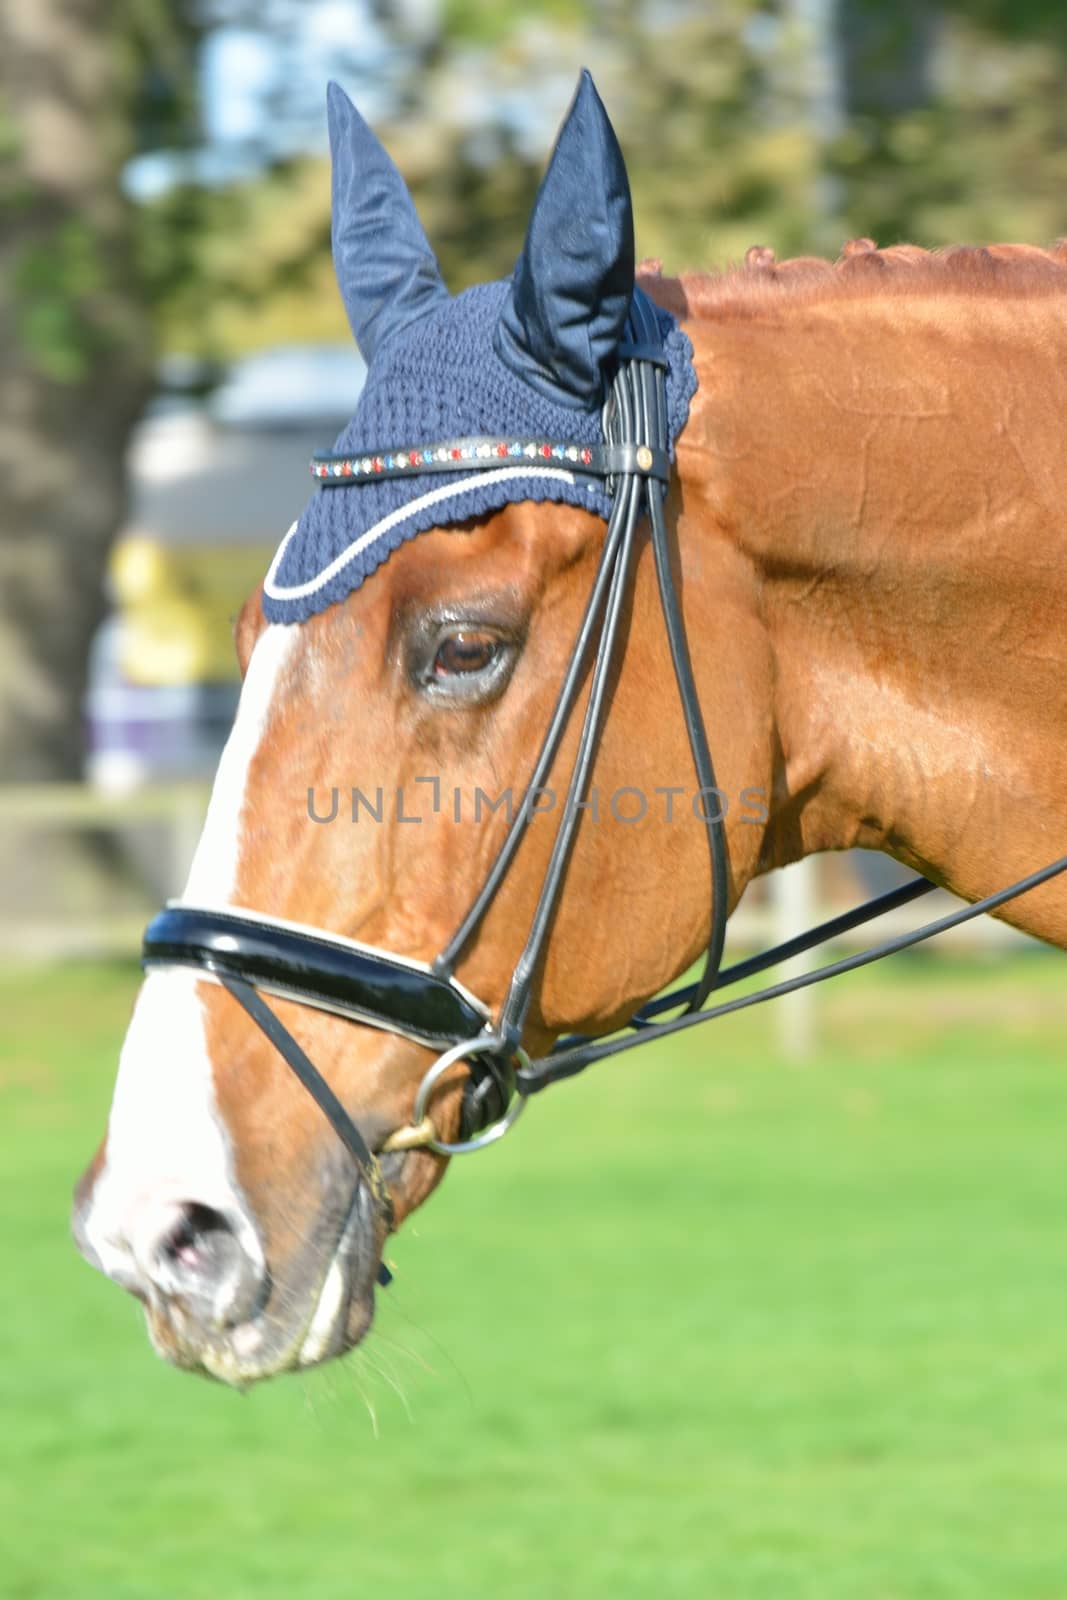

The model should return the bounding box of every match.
[262,74,697,625]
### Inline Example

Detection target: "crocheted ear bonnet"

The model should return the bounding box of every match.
[262,73,697,626]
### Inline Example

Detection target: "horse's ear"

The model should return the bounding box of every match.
[494,70,634,408]
[327,81,449,363]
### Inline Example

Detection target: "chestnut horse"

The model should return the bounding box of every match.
[74,77,1067,1385]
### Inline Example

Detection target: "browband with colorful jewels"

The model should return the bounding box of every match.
[310,436,669,490]
[311,436,597,483]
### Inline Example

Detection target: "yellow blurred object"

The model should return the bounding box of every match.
[112,537,170,604]
[110,536,273,685]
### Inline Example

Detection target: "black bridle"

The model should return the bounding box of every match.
[143,290,1067,1258]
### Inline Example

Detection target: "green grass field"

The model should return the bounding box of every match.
[1,954,1065,1599]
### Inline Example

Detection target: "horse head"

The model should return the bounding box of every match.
[73,74,776,1383]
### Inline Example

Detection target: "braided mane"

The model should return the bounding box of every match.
[640,240,1067,321]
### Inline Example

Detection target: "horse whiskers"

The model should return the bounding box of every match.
[294,1341,392,1438]
[375,1300,475,1408]
[368,1325,440,1380]
[351,1347,414,1425]
[345,1368,381,1438]
[298,1371,331,1432]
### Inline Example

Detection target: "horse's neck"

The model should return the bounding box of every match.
[681,289,1067,945]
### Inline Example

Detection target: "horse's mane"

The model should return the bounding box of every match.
[640,239,1067,322]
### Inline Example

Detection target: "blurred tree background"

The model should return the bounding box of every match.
[5,0,1067,796]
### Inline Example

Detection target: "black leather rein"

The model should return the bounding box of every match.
[142,290,1067,1260]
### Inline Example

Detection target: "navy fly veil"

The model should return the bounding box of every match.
[262,74,697,624]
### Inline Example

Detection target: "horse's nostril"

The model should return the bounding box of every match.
[147,1201,265,1329]
[161,1202,231,1272]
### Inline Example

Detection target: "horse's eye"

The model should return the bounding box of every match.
[433,631,500,677]
[411,615,520,703]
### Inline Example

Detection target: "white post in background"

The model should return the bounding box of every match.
[771,857,818,1061]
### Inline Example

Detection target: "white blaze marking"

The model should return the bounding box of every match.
[83,625,297,1289]
[185,624,296,907]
